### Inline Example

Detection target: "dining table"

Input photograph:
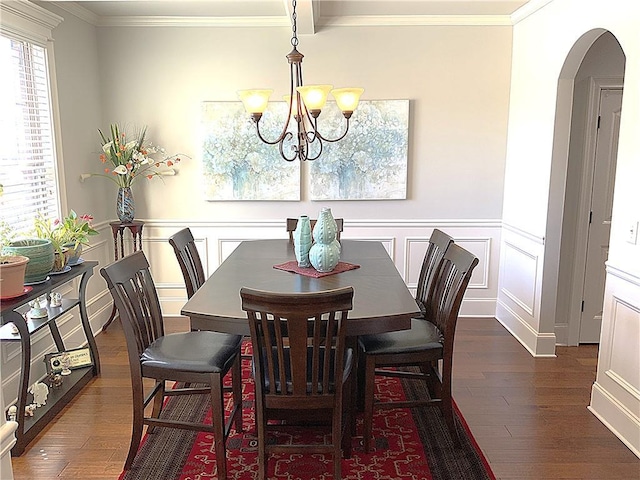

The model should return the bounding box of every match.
[181,239,421,337]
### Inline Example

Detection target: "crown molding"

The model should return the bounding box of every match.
[511,0,555,25]
[319,14,513,28]
[0,0,63,44]
[94,15,288,28]
[53,1,99,25]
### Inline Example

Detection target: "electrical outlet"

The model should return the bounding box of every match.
[627,221,639,245]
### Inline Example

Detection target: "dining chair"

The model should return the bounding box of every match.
[100,250,243,478]
[241,286,355,480]
[169,227,205,300]
[415,229,454,317]
[358,243,478,452]
[287,217,344,242]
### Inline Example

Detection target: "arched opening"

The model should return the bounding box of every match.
[541,30,626,348]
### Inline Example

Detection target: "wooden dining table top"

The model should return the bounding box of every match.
[180,239,420,336]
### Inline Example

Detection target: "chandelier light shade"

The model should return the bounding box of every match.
[237,0,364,162]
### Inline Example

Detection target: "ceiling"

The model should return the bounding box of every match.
[44,0,537,31]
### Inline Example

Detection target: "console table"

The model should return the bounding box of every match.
[103,221,144,330]
[0,261,100,455]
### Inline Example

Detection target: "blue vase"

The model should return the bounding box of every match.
[293,215,312,267]
[116,187,135,223]
[309,208,340,272]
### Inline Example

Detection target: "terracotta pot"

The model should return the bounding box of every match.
[0,255,30,298]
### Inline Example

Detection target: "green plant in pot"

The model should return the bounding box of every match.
[32,212,72,273]
[58,211,98,265]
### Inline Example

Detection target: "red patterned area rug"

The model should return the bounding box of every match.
[120,355,494,480]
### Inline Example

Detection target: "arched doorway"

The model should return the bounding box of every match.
[542,30,626,348]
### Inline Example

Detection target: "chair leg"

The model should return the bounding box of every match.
[255,403,267,480]
[341,371,353,459]
[333,405,343,479]
[210,373,228,480]
[125,377,145,470]
[147,380,165,434]
[362,355,376,454]
[231,354,243,433]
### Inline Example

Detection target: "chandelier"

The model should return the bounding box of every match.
[237,0,364,162]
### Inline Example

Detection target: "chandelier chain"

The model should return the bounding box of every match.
[291,0,298,47]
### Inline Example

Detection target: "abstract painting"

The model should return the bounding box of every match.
[309,99,409,200]
[200,102,300,201]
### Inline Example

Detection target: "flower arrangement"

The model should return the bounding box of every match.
[94,124,184,187]
[33,212,70,254]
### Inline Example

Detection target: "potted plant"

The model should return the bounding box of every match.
[0,254,29,298]
[33,212,72,272]
[1,219,54,284]
[58,211,98,265]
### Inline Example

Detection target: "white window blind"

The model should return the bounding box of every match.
[0,34,59,237]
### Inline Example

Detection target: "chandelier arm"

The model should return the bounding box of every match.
[278,131,298,162]
[305,134,323,161]
[253,119,289,146]
[312,117,352,143]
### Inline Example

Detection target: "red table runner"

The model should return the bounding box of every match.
[273,260,360,278]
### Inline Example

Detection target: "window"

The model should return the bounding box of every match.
[0,2,62,240]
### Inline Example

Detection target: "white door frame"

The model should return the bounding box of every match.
[566,76,623,346]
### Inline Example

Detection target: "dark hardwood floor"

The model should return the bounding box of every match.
[9,317,640,479]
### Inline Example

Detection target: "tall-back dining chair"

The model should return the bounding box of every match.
[287,217,344,242]
[241,286,355,480]
[169,227,206,299]
[358,243,478,452]
[100,251,243,478]
[415,229,454,317]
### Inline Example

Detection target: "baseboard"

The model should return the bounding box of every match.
[589,381,640,459]
[495,299,557,357]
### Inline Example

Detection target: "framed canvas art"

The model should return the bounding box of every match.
[200,102,300,201]
[309,100,409,200]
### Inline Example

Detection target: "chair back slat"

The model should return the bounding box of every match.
[416,229,454,319]
[100,251,165,362]
[169,228,206,298]
[241,287,354,402]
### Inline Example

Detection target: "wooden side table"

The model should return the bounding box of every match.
[103,221,145,330]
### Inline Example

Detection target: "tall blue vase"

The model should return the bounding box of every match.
[309,208,340,272]
[116,187,135,223]
[293,215,312,267]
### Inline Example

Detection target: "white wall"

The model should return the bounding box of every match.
[498,0,640,456]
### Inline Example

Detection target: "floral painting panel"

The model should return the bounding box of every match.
[310,100,409,200]
[200,102,300,201]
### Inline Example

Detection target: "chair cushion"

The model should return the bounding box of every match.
[141,331,243,373]
[358,318,443,356]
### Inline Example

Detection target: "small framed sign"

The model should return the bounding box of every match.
[44,348,92,375]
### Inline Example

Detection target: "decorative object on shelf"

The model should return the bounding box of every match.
[309,207,340,272]
[28,297,48,318]
[44,347,92,375]
[85,123,187,221]
[47,373,63,389]
[52,247,70,273]
[2,239,54,283]
[237,0,364,162]
[116,186,135,223]
[0,255,29,298]
[293,215,312,267]
[7,405,17,422]
[24,404,35,417]
[28,382,49,407]
[49,292,62,307]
